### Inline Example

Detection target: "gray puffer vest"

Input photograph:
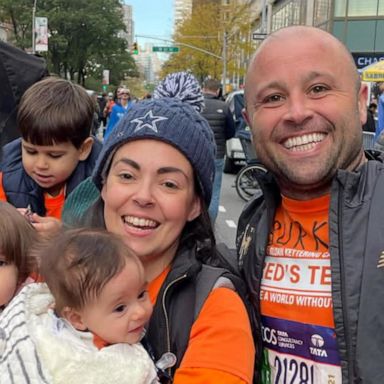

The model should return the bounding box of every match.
[237,151,384,384]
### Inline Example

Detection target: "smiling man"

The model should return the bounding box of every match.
[237,26,384,384]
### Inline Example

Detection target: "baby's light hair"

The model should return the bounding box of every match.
[0,201,38,284]
[39,228,141,314]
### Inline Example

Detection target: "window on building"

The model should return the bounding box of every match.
[314,0,332,27]
[334,0,347,17]
[335,0,381,17]
[348,0,378,16]
[379,0,384,15]
[271,0,303,32]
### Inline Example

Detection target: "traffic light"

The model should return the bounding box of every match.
[132,42,138,55]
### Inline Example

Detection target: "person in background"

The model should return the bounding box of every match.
[375,82,384,139]
[62,98,255,383]
[238,25,384,383]
[362,102,377,133]
[0,76,102,235]
[103,91,115,121]
[0,201,39,313]
[97,92,108,129]
[0,228,158,383]
[201,78,235,222]
[104,87,133,140]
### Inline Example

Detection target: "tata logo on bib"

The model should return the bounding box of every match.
[310,334,328,357]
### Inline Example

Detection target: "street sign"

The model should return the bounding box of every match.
[152,46,179,53]
[252,32,267,41]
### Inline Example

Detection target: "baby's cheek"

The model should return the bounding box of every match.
[0,266,18,306]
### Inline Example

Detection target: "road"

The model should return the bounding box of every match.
[214,171,247,250]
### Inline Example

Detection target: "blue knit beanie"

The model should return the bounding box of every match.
[92,98,216,205]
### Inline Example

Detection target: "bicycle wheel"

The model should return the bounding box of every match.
[235,164,266,202]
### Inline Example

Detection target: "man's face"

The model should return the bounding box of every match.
[245,29,367,198]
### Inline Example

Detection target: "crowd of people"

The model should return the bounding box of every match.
[0,25,383,384]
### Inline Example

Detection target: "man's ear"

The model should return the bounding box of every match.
[242,107,251,127]
[61,306,87,331]
[358,83,369,126]
[78,137,94,161]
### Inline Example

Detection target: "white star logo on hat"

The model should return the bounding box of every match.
[131,110,168,133]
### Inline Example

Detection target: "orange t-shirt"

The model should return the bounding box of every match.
[260,194,341,383]
[148,266,255,384]
[0,172,65,219]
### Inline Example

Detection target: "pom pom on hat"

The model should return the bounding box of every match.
[153,72,205,113]
[93,98,216,205]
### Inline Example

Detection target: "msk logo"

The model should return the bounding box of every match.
[261,326,277,345]
[310,334,328,357]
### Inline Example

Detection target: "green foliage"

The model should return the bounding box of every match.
[0,0,139,86]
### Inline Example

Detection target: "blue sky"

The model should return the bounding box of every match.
[125,0,174,45]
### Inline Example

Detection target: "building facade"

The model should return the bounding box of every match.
[119,4,134,49]
[251,0,384,69]
[174,0,193,29]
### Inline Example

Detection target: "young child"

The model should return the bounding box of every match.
[0,76,102,234]
[0,201,38,313]
[0,228,158,383]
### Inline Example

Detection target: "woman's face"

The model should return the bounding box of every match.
[101,140,201,267]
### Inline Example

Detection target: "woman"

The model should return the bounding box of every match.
[63,98,255,383]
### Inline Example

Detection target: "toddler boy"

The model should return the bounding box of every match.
[0,76,101,231]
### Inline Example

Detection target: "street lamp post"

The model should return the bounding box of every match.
[32,0,37,53]
[222,31,227,94]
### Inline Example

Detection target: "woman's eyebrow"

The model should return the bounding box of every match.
[112,157,140,170]
[158,166,189,179]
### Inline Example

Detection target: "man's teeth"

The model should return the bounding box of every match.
[124,216,157,228]
[284,133,325,151]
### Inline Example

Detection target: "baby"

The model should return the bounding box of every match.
[0,228,158,383]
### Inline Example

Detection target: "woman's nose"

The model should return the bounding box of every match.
[132,181,155,207]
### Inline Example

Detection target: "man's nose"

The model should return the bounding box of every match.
[283,93,314,126]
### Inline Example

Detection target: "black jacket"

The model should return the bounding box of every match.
[201,94,235,159]
[0,42,48,149]
[0,137,102,216]
[146,244,250,379]
[237,151,384,384]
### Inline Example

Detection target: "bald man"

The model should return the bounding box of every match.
[237,26,384,383]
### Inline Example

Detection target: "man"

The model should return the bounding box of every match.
[201,79,234,221]
[237,26,384,383]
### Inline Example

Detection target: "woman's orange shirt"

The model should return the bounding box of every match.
[148,267,255,384]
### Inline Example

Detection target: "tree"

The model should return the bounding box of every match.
[161,0,254,89]
[0,0,34,49]
[0,0,139,86]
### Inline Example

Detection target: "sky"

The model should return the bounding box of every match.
[125,0,174,46]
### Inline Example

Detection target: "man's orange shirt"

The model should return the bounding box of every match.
[148,267,255,384]
[260,194,341,383]
[0,173,65,219]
